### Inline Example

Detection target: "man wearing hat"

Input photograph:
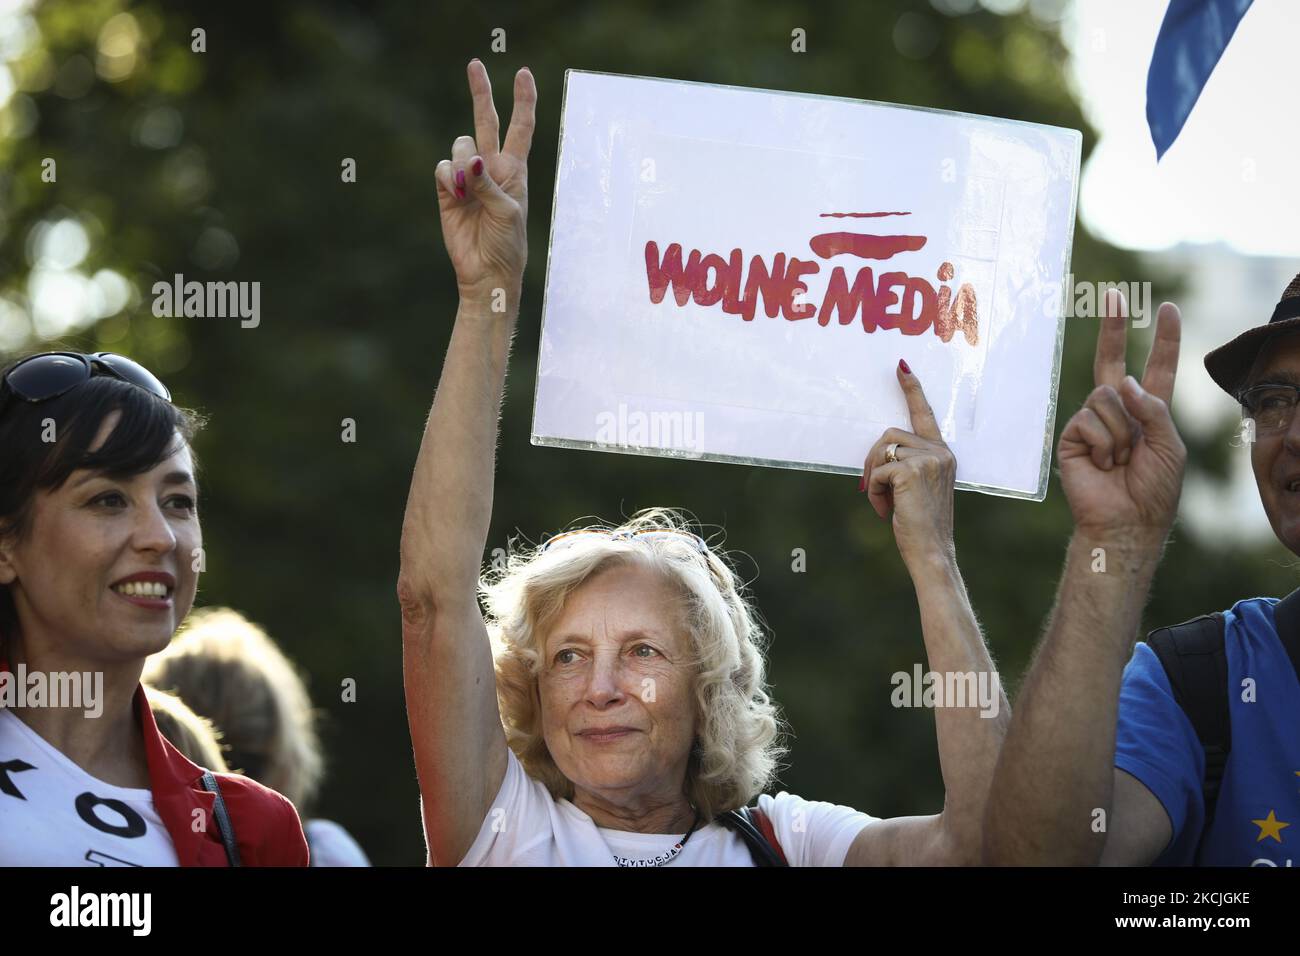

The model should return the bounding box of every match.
[984,278,1300,867]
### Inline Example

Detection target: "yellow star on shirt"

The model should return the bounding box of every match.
[1252,810,1291,843]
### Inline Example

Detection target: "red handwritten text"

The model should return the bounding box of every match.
[643,226,979,345]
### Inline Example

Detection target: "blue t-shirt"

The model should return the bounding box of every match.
[1115,597,1300,866]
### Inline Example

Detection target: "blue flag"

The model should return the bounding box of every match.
[1146,0,1254,160]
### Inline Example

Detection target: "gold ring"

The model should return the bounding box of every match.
[885,442,900,463]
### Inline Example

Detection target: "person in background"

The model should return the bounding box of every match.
[146,685,228,773]
[145,606,370,867]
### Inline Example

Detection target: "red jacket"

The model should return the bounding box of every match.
[135,683,310,866]
[2,660,309,866]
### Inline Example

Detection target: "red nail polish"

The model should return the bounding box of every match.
[472,158,483,176]
[455,169,466,188]
[455,186,466,199]
[899,359,911,375]
[858,474,866,493]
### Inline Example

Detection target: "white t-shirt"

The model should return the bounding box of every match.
[459,747,876,866]
[0,709,179,867]
[305,818,371,867]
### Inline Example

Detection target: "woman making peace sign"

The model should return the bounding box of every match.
[399,60,1008,866]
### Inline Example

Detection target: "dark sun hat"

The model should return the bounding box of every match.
[1205,271,1300,400]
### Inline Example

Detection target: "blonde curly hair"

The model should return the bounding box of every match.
[480,507,788,822]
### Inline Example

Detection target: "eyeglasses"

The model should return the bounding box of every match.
[540,527,710,555]
[0,351,171,419]
[1239,382,1300,432]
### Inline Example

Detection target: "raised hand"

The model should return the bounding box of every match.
[434,60,537,304]
[862,361,958,568]
[1057,290,1187,544]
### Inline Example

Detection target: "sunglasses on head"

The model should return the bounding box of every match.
[540,527,710,555]
[0,351,171,418]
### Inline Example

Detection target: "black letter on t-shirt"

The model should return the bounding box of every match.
[75,792,147,838]
[0,759,35,799]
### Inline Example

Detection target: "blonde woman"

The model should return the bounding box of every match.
[399,60,1009,866]
[146,686,228,773]
[144,607,369,867]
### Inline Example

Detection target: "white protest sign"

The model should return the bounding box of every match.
[531,70,1081,500]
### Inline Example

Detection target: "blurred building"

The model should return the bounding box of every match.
[1145,244,1299,548]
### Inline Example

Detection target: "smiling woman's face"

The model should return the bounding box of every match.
[539,561,698,808]
[0,410,202,664]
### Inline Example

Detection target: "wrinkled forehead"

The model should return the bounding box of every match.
[543,563,688,650]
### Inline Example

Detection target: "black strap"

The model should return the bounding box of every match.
[716,807,787,867]
[1146,612,1228,865]
[1269,587,1300,687]
[1146,591,1300,863]
[199,771,242,867]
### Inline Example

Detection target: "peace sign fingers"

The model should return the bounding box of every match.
[467,59,501,160]
[502,65,537,163]
[1093,288,1129,391]
[1140,302,1182,406]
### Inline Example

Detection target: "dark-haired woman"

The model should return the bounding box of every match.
[0,352,308,866]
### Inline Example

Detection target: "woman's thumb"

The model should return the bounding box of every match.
[465,156,511,213]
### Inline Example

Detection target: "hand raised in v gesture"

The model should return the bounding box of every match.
[1058,290,1187,545]
[434,60,537,305]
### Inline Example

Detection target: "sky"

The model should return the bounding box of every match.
[1058,0,1300,546]
[1063,0,1299,257]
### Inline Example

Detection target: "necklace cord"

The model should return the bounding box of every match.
[612,806,703,867]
